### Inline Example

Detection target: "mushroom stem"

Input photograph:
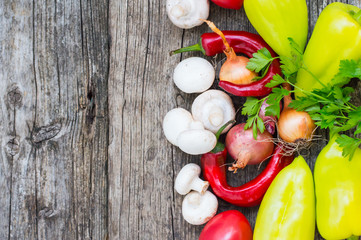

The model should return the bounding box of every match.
[190,178,209,195]
[208,106,224,127]
[171,5,188,18]
[186,191,202,205]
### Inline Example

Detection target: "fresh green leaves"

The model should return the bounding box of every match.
[247,48,275,73]
[246,48,278,81]
[332,59,361,86]
[243,38,361,159]
[242,97,265,139]
[336,135,361,160]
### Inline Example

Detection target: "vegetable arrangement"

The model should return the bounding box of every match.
[165,0,361,239]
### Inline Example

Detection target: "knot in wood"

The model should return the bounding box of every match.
[32,123,61,143]
[7,86,23,108]
[5,137,20,156]
[38,207,59,219]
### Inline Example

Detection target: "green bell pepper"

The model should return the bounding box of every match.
[314,134,361,240]
[254,155,315,240]
[295,2,361,97]
[244,0,308,58]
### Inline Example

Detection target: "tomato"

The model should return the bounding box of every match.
[210,0,244,10]
[199,210,253,240]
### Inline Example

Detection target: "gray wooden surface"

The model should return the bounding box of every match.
[1,0,360,239]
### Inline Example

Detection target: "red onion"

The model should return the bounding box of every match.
[226,123,274,172]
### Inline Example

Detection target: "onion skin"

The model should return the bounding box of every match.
[278,83,316,143]
[278,108,315,143]
[220,55,257,85]
[226,123,274,171]
[259,99,278,135]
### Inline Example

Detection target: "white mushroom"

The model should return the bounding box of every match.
[163,108,203,146]
[173,57,215,94]
[192,90,236,133]
[182,191,218,225]
[175,163,209,195]
[166,0,209,29]
[177,129,216,155]
[163,108,217,155]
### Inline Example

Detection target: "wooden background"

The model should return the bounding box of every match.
[1,0,361,239]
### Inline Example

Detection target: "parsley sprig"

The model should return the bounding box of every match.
[242,39,361,159]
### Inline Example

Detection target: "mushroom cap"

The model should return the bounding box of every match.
[175,163,208,195]
[177,129,216,155]
[163,108,203,146]
[182,191,218,225]
[192,90,236,133]
[173,57,215,94]
[166,0,209,29]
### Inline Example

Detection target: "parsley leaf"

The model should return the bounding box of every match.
[247,48,275,73]
[332,59,361,86]
[336,135,361,160]
[242,97,265,139]
[265,74,286,88]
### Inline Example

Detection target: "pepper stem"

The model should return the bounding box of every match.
[353,10,361,24]
[211,120,236,153]
[346,236,359,240]
[202,19,235,58]
[169,38,206,56]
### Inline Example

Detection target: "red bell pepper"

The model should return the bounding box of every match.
[201,145,293,207]
[170,31,281,97]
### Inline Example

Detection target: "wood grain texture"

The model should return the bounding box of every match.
[0,0,108,239]
[1,0,361,239]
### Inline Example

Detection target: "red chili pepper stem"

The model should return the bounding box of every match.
[169,39,206,56]
[211,120,236,154]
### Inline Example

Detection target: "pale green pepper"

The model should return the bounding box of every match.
[314,135,361,240]
[295,2,361,97]
[254,155,315,240]
[244,0,308,58]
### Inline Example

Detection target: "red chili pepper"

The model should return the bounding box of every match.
[211,0,244,10]
[201,145,293,207]
[170,31,281,97]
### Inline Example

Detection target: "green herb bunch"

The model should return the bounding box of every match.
[243,39,361,159]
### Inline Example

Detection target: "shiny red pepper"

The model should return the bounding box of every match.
[211,0,244,10]
[201,145,293,207]
[170,31,281,97]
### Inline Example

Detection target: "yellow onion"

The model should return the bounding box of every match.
[203,20,257,85]
[278,84,315,143]
[219,53,257,85]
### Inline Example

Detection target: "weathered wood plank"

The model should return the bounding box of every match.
[0,0,109,239]
[2,0,361,239]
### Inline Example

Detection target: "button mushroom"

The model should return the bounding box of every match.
[175,163,209,195]
[173,57,215,94]
[166,0,210,29]
[163,108,217,155]
[192,90,236,133]
[182,191,218,225]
